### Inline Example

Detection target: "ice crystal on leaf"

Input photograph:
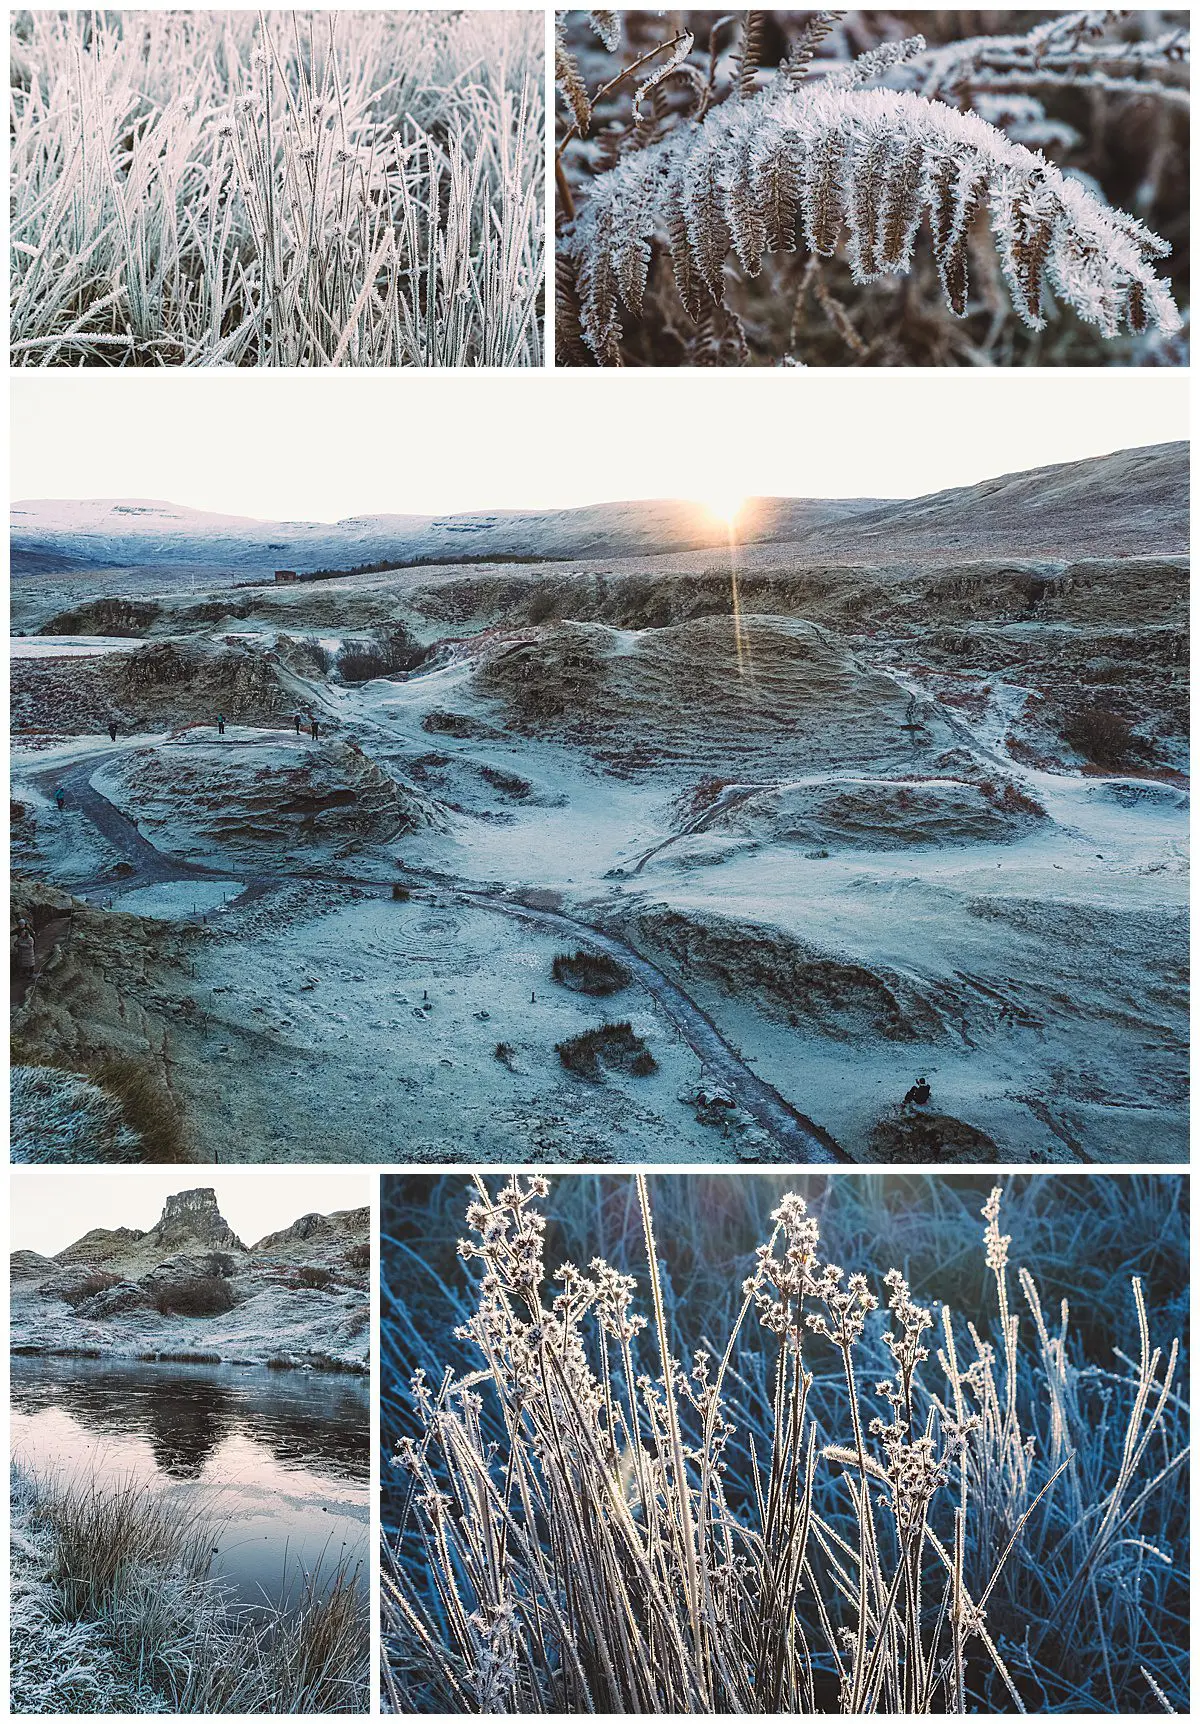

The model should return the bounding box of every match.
[560,61,1181,362]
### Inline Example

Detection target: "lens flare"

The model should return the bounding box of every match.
[706,491,747,529]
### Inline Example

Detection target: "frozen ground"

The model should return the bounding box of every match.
[10,450,1188,1162]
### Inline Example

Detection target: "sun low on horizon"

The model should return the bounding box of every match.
[698,489,750,530]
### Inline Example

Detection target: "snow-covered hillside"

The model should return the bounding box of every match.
[11,442,1187,582]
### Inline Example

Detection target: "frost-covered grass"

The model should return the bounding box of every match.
[12,9,543,366]
[10,1065,141,1163]
[11,1466,369,1714]
[382,1173,1188,1713]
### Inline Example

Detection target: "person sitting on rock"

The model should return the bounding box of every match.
[903,1076,932,1107]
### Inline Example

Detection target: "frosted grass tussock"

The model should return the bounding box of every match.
[383,1176,1187,1713]
[11,10,544,367]
[10,1466,369,1714]
[10,1065,140,1163]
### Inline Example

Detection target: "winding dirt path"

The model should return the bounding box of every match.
[21,747,848,1164]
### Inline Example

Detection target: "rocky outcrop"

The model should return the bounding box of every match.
[144,1188,244,1254]
[99,738,443,863]
[255,1205,371,1263]
[74,1280,155,1319]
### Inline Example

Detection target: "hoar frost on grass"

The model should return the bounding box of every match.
[383,1176,1187,1713]
[11,1065,141,1164]
[11,9,544,367]
[10,1472,166,1714]
[10,1465,369,1715]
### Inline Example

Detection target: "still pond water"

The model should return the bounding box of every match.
[11,1354,368,1609]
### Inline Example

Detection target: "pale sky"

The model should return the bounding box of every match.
[11,1168,371,1258]
[11,369,1187,524]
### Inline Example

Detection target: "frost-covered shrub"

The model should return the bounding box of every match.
[551,948,632,995]
[1063,702,1138,765]
[556,1020,658,1079]
[10,1066,141,1164]
[152,1277,236,1318]
[61,1272,123,1309]
[556,10,1188,366]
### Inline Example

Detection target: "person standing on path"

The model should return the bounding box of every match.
[294,713,303,735]
[310,715,320,741]
[54,786,65,811]
[15,921,35,978]
[108,721,118,742]
[217,713,226,735]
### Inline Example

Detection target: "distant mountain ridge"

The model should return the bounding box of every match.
[12,443,1186,579]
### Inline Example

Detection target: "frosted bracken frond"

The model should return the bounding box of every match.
[556,16,593,134]
[899,19,1191,109]
[560,70,1181,362]
[588,10,622,53]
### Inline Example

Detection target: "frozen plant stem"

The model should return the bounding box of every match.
[386,1178,1187,1712]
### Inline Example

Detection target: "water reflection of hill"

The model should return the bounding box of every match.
[11,1356,368,1482]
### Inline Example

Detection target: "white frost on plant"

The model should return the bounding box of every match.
[562,72,1181,361]
[11,1066,141,1164]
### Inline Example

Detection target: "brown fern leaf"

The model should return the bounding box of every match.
[994,174,1058,326]
[593,122,628,174]
[609,155,663,316]
[782,11,845,86]
[587,10,621,52]
[932,158,988,315]
[756,134,803,254]
[666,162,703,320]
[924,152,957,261]
[726,127,767,274]
[683,144,732,302]
[689,298,750,364]
[555,20,591,137]
[801,123,846,256]
[555,253,596,366]
[574,198,623,363]
[877,136,924,270]
[738,11,767,99]
[1125,279,1148,334]
[846,122,892,280]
